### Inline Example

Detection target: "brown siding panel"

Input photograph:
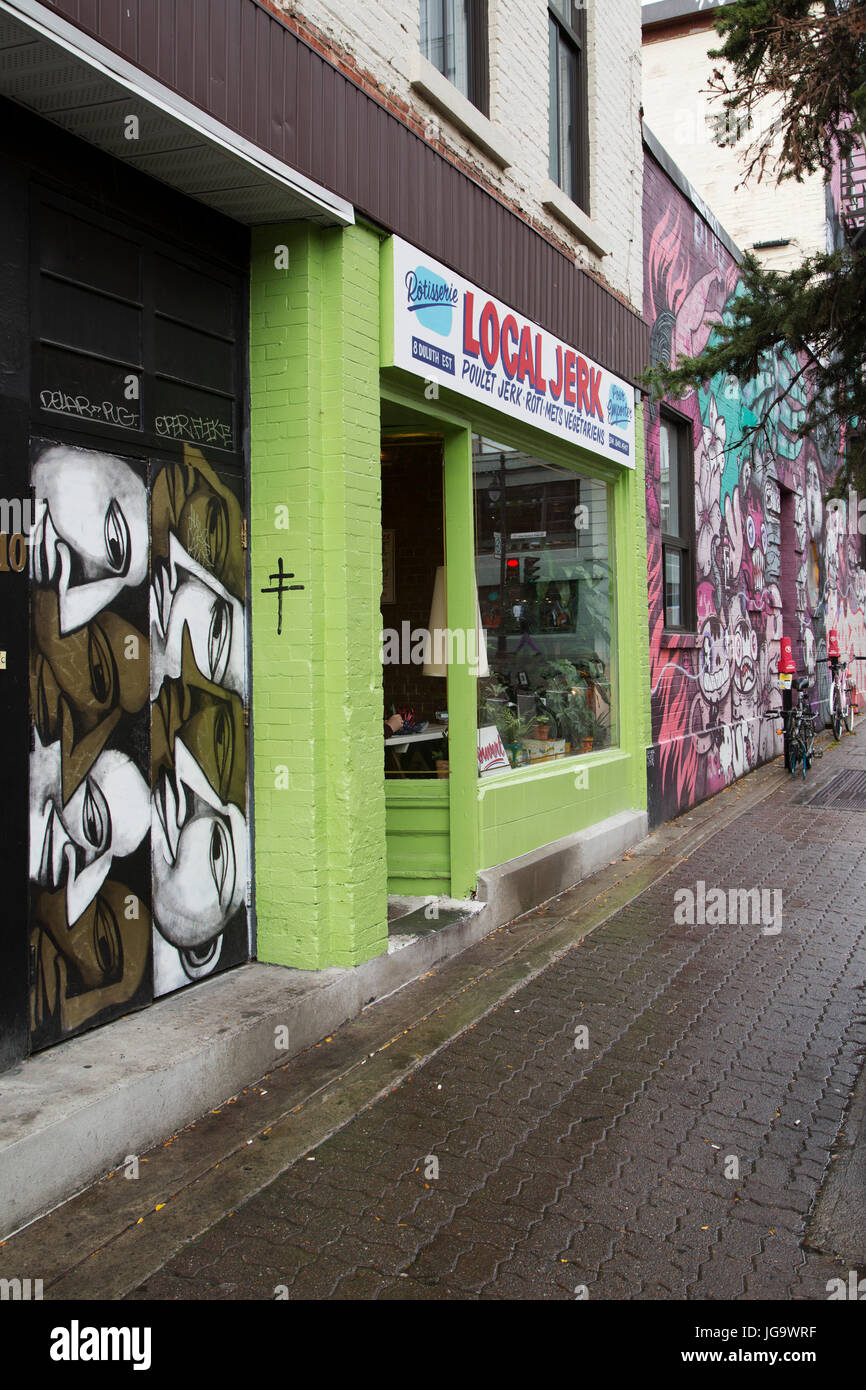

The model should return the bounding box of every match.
[37,0,648,380]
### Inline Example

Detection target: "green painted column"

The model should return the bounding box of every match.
[249,221,387,970]
[614,405,652,810]
[443,424,481,899]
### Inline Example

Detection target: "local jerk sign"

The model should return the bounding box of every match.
[385,237,635,468]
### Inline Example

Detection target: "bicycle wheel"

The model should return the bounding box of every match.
[832,688,843,740]
[787,715,798,774]
[845,696,855,733]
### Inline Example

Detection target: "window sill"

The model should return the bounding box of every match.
[541,181,610,258]
[409,52,516,170]
[476,745,628,794]
[661,631,699,649]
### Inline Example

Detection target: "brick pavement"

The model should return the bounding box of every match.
[128,761,866,1301]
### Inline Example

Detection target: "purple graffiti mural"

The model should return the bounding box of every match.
[643,149,866,825]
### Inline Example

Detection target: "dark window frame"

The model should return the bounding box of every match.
[548,1,589,214]
[30,187,247,468]
[659,406,697,634]
[420,0,489,116]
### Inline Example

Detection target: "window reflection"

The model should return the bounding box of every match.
[474,437,616,772]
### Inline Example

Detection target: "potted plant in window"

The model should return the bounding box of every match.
[586,710,610,751]
[556,685,592,753]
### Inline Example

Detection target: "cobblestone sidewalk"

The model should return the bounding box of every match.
[129,756,866,1301]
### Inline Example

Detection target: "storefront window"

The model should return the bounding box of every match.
[474,436,616,771]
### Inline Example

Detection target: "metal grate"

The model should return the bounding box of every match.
[808,769,866,810]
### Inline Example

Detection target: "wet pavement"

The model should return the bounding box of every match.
[115,737,866,1301]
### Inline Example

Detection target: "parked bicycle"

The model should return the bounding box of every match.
[768,678,820,780]
[790,679,820,779]
[817,644,860,741]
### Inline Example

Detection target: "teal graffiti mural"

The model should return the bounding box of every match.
[643,154,866,824]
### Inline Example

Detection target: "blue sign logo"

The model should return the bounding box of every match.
[404,266,458,337]
[607,383,632,430]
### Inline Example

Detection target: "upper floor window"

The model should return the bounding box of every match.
[660,410,696,632]
[548,1,589,212]
[420,0,489,114]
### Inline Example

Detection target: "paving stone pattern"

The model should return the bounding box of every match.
[130,776,866,1300]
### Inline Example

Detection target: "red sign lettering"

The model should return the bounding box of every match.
[500,314,519,377]
[463,292,480,357]
[479,300,499,369]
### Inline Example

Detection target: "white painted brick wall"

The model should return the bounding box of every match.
[643,29,827,269]
[276,1,645,310]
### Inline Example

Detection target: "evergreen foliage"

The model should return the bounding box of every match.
[642,0,866,490]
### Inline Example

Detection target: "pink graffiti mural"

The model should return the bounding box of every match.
[644,150,866,824]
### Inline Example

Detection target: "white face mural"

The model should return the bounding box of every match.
[825,502,844,591]
[151,735,246,943]
[150,533,245,700]
[31,447,148,633]
[806,457,823,540]
[803,625,816,678]
[30,734,150,927]
[28,439,250,1048]
[731,718,751,779]
[794,492,807,554]
[148,451,249,1001]
[729,596,758,698]
[718,723,734,783]
[699,617,732,707]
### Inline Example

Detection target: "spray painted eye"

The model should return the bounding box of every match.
[87,624,115,705]
[213,705,233,799]
[92,895,122,983]
[81,777,111,853]
[208,819,235,909]
[207,599,232,683]
[206,497,229,577]
[104,499,130,575]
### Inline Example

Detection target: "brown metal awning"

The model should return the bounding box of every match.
[0,0,354,226]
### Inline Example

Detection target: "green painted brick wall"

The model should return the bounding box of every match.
[249,222,387,970]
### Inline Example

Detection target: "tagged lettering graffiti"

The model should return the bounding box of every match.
[39,389,139,429]
[155,415,233,449]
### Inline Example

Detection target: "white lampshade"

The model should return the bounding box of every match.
[423,565,489,678]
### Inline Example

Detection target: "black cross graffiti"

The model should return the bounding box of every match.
[261,557,304,636]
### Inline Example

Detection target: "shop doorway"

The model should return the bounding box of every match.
[380,432,454,915]
[380,436,449,780]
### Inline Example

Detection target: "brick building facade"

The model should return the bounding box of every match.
[0,0,651,1100]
